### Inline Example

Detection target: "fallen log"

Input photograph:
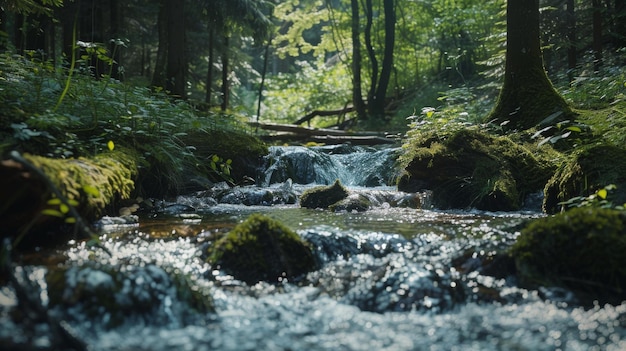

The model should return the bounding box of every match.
[293,105,355,125]
[259,133,397,145]
[248,121,380,137]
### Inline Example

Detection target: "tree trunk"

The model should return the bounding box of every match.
[109,0,121,80]
[364,0,377,105]
[151,0,167,88]
[616,0,626,50]
[486,0,571,130]
[350,0,366,119]
[165,0,185,97]
[370,0,395,118]
[566,0,577,71]
[592,0,603,71]
[221,35,230,111]
[205,27,215,104]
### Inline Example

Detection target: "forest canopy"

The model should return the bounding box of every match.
[0,0,625,129]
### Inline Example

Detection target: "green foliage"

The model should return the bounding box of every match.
[0,53,259,197]
[510,207,626,299]
[262,61,352,125]
[559,184,626,211]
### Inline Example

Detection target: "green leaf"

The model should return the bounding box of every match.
[65,217,77,224]
[42,209,64,218]
[107,140,115,151]
[47,198,62,205]
[597,188,608,200]
[60,203,69,214]
[565,126,582,133]
[83,185,100,197]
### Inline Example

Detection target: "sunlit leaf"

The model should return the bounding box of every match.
[83,185,100,197]
[47,198,62,205]
[60,203,69,214]
[597,188,608,199]
[65,217,77,224]
[212,155,220,163]
[565,126,582,133]
[42,209,64,217]
[68,199,80,206]
[107,140,115,151]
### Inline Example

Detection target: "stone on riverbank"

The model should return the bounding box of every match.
[398,128,553,211]
[543,144,626,213]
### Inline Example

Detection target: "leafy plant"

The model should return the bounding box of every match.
[558,184,626,211]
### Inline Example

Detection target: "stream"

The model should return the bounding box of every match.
[2,144,626,350]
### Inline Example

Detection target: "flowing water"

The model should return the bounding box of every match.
[2,145,626,350]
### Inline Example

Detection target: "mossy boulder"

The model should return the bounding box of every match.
[0,149,138,246]
[207,214,317,284]
[329,193,372,212]
[398,128,553,211]
[510,207,626,302]
[543,144,626,214]
[46,263,213,328]
[300,179,349,209]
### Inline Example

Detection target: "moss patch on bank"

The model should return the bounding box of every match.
[398,128,554,211]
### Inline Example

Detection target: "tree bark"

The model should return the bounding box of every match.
[165,0,186,97]
[370,0,395,118]
[151,0,167,88]
[364,0,377,105]
[350,0,366,119]
[592,0,603,71]
[486,0,571,130]
[221,34,230,111]
[205,27,215,104]
[616,0,626,50]
[566,0,577,71]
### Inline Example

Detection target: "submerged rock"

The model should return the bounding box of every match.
[207,214,317,284]
[300,179,349,209]
[510,207,626,303]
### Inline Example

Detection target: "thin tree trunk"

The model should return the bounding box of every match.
[370,0,395,118]
[566,0,577,71]
[616,0,626,50]
[165,0,185,97]
[351,0,366,119]
[364,0,377,105]
[592,0,603,71]
[221,35,230,111]
[205,27,215,104]
[151,0,167,88]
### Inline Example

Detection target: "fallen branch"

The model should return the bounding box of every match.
[293,105,355,125]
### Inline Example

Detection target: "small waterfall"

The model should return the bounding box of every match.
[261,144,399,187]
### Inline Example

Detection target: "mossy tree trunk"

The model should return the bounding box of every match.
[486,0,572,130]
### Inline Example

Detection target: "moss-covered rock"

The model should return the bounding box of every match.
[300,179,349,209]
[0,149,138,246]
[46,263,213,328]
[329,193,371,212]
[543,144,626,213]
[207,214,317,284]
[398,128,553,211]
[510,207,626,301]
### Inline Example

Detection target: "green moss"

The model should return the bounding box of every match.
[207,214,316,284]
[300,179,349,209]
[510,207,626,299]
[399,128,554,211]
[24,148,138,220]
[543,144,626,213]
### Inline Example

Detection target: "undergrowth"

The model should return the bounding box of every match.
[0,52,257,196]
